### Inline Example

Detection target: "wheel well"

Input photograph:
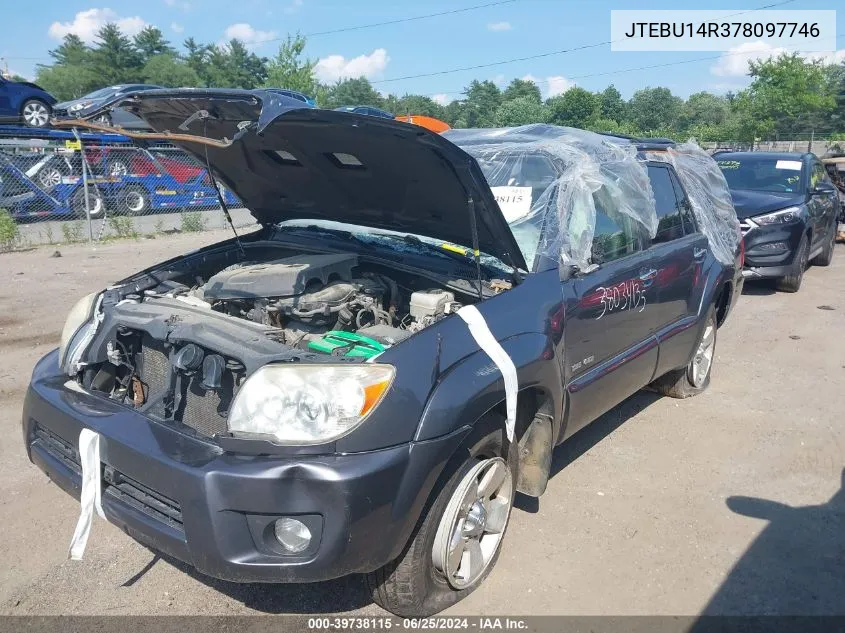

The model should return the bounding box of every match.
[20,98,50,112]
[715,281,732,328]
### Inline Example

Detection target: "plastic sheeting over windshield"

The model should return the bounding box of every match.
[445,125,739,268]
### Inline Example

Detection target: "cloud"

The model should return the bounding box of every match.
[487,21,512,31]
[710,41,789,77]
[491,74,506,86]
[522,73,573,98]
[804,49,845,64]
[432,93,452,106]
[170,22,184,33]
[284,0,303,14]
[164,0,191,10]
[48,8,147,42]
[223,23,277,49]
[315,48,390,82]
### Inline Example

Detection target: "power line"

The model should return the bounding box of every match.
[372,0,798,85]
[425,31,844,99]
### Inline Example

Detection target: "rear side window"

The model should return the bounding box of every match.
[647,165,685,244]
[590,185,646,264]
[668,169,697,234]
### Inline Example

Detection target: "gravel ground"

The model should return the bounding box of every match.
[0,235,843,616]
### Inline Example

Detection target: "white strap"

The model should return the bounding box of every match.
[68,429,105,560]
[457,305,518,441]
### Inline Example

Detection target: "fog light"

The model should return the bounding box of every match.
[274,518,311,553]
[758,241,789,251]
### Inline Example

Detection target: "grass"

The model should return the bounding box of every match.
[61,221,85,244]
[107,216,139,240]
[0,209,21,252]
[181,212,207,233]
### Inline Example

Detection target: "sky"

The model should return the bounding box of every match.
[1,0,843,102]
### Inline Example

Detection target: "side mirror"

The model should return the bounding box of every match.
[813,182,836,195]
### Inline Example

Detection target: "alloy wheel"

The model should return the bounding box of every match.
[432,457,513,590]
[689,322,715,388]
[23,102,49,127]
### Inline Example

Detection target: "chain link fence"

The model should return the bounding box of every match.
[0,126,257,250]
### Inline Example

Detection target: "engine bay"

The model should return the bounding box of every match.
[78,246,509,439]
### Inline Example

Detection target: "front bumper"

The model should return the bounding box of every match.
[740,220,806,279]
[23,350,466,583]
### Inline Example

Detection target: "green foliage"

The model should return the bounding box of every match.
[503,78,542,104]
[462,80,502,127]
[91,23,144,84]
[0,209,20,251]
[181,212,207,233]
[108,216,139,239]
[547,87,599,128]
[134,26,175,64]
[495,96,550,126]
[628,87,683,133]
[384,94,446,119]
[61,221,85,244]
[321,77,384,109]
[143,54,202,87]
[35,64,100,101]
[264,33,317,96]
[598,85,626,122]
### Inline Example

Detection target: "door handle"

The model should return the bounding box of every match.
[693,247,707,260]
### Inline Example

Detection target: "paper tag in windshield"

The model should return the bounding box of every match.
[776,160,802,171]
[491,186,532,222]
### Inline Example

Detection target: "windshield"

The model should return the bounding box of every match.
[716,156,805,193]
[84,87,120,100]
[471,151,558,267]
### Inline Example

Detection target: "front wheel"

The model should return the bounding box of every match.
[650,306,717,399]
[366,418,517,616]
[21,100,51,128]
[118,185,149,215]
[70,187,105,220]
[776,233,809,293]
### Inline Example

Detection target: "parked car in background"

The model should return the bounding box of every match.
[0,76,56,127]
[23,90,744,617]
[262,88,317,107]
[714,151,839,292]
[333,105,395,119]
[53,85,164,130]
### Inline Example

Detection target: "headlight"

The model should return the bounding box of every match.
[58,292,99,372]
[228,364,395,445]
[754,206,801,226]
[68,101,91,112]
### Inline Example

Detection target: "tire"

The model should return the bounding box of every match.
[70,187,105,220]
[37,166,64,191]
[810,223,836,267]
[366,415,518,617]
[776,233,809,293]
[118,185,150,215]
[21,99,51,128]
[650,306,717,399]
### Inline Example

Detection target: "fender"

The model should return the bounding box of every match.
[414,331,564,444]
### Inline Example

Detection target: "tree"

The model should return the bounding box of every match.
[442,100,467,128]
[547,87,599,128]
[463,80,502,127]
[48,34,90,67]
[35,64,100,100]
[91,23,143,84]
[133,27,175,64]
[503,78,542,103]
[384,94,446,118]
[628,87,683,133]
[142,54,201,87]
[495,96,550,126]
[321,77,384,109]
[201,40,268,88]
[598,85,626,122]
[264,33,317,96]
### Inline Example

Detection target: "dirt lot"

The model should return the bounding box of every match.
[1,234,843,616]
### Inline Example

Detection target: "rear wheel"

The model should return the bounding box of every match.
[650,306,717,399]
[21,100,51,128]
[70,187,105,220]
[776,233,809,293]
[118,184,149,215]
[366,416,517,616]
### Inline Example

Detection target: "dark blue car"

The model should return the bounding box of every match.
[0,76,57,127]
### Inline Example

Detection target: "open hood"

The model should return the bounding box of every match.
[83,88,526,270]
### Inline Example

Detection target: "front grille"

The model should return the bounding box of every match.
[138,335,169,418]
[182,380,229,437]
[739,219,753,236]
[32,423,184,535]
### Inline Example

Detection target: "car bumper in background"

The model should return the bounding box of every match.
[740,220,805,277]
[22,350,464,583]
